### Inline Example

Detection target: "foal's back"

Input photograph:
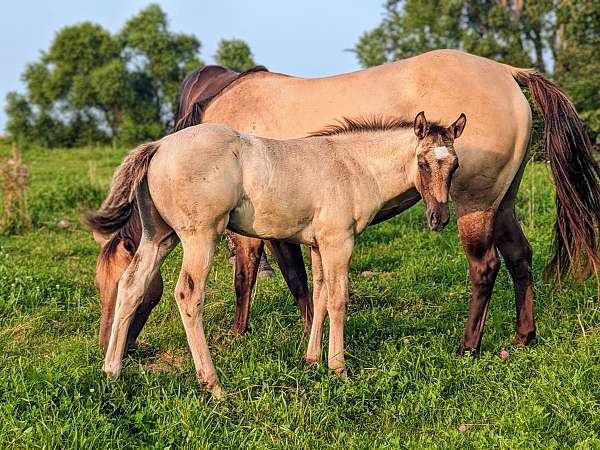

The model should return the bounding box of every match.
[148,123,380,244]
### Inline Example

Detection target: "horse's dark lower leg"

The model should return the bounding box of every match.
[230,234,264,335]
[457,211,500,355]
[124,272,164,355]
[257,251,275,278]
[494,208,536,346]
[266,240,313,334]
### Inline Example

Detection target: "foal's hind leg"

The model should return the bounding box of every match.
[103,234,177,378]
[267,241,313,334]
[494,207,536,346]
[306,246,327,364]
[175,231,223,398]
[457,210,501,355]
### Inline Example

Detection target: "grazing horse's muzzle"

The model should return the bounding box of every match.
[427,202,450,231]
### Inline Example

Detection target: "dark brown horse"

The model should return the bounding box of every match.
[91,65,312,355]
[90,50,600,359]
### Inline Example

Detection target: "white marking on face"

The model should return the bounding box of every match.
[434,146,449,160]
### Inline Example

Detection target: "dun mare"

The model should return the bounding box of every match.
[89,112,466,396]
[89,50,600,364]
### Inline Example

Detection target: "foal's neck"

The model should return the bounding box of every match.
[328,128,418,200]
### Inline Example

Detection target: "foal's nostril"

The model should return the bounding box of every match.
[428,212,440,230]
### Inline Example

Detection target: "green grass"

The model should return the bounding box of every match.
[0,145,599,449]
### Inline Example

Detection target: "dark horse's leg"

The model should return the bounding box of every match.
[495,207,536,346]
[124,272,164,355]
[230,234,264,335]
[457,210,501,355]
[266,240,313,334]
[229,233,313,335]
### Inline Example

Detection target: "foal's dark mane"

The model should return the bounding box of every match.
[309,116,446,137]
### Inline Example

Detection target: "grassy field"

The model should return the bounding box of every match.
[0,144,598,449]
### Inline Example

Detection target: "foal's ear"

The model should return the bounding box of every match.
[92,231,109,247]
[413,111,428,139]
[450,113,467,139]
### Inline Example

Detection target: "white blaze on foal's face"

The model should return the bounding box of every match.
[434,145,450,160]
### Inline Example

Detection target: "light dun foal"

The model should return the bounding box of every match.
[91,111,466,397]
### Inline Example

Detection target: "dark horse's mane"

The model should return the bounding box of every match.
[172,65,269,133]
[308,115,446,137]
[88,64,269,263]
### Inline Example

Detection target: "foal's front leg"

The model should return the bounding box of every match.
[319,236,354,376]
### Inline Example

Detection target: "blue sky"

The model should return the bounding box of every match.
[0,1,384,132]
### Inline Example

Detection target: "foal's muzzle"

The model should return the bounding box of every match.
[427,202,450,232]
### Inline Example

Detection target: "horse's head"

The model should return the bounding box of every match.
[92,231,135,354]
[412,111,466,231]
[91,228,163,356]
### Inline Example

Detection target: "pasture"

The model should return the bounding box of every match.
[0,144,598,448]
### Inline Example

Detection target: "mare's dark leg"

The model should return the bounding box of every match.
[230,234,264,335]
[494,207,536,346]
[124,272,164,355]
[457,210,501,355]
[266,241,313,334]
[258,251,276,278]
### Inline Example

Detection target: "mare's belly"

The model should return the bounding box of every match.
[370,188,421,225]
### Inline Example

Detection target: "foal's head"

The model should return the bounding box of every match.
[412,111,466,231]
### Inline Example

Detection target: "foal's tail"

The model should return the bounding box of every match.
[85,142,160,236]
[512,68,600,282]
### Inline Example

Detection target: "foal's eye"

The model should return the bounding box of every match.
[418,160,429,169]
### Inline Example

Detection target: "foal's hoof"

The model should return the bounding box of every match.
[305,356,320,366]
[333,367,348,380]
[229,324,249,337]
[209,385,225,400]
[103,362,121,380]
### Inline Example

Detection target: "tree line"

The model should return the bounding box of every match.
[4,4,256,148]
[4,1,599,149]
[354,0,600,150]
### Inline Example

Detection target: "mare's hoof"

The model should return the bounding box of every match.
[512,331,536,348]
[124,342,137,357]
[258,268,275,279]
[456,344,478,357]
[229,324,249,337]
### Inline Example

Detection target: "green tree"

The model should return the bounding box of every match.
[354,0,550,69]
[120,4,203,129]
[214,38,256,71]
[4,4,204,148]
[554,0,600,143]
[4,92,32,144]
[354,0,600,147]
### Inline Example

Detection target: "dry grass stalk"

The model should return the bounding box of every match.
[0,143,31,234]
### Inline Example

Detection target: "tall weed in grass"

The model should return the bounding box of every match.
[0,144,31,234]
